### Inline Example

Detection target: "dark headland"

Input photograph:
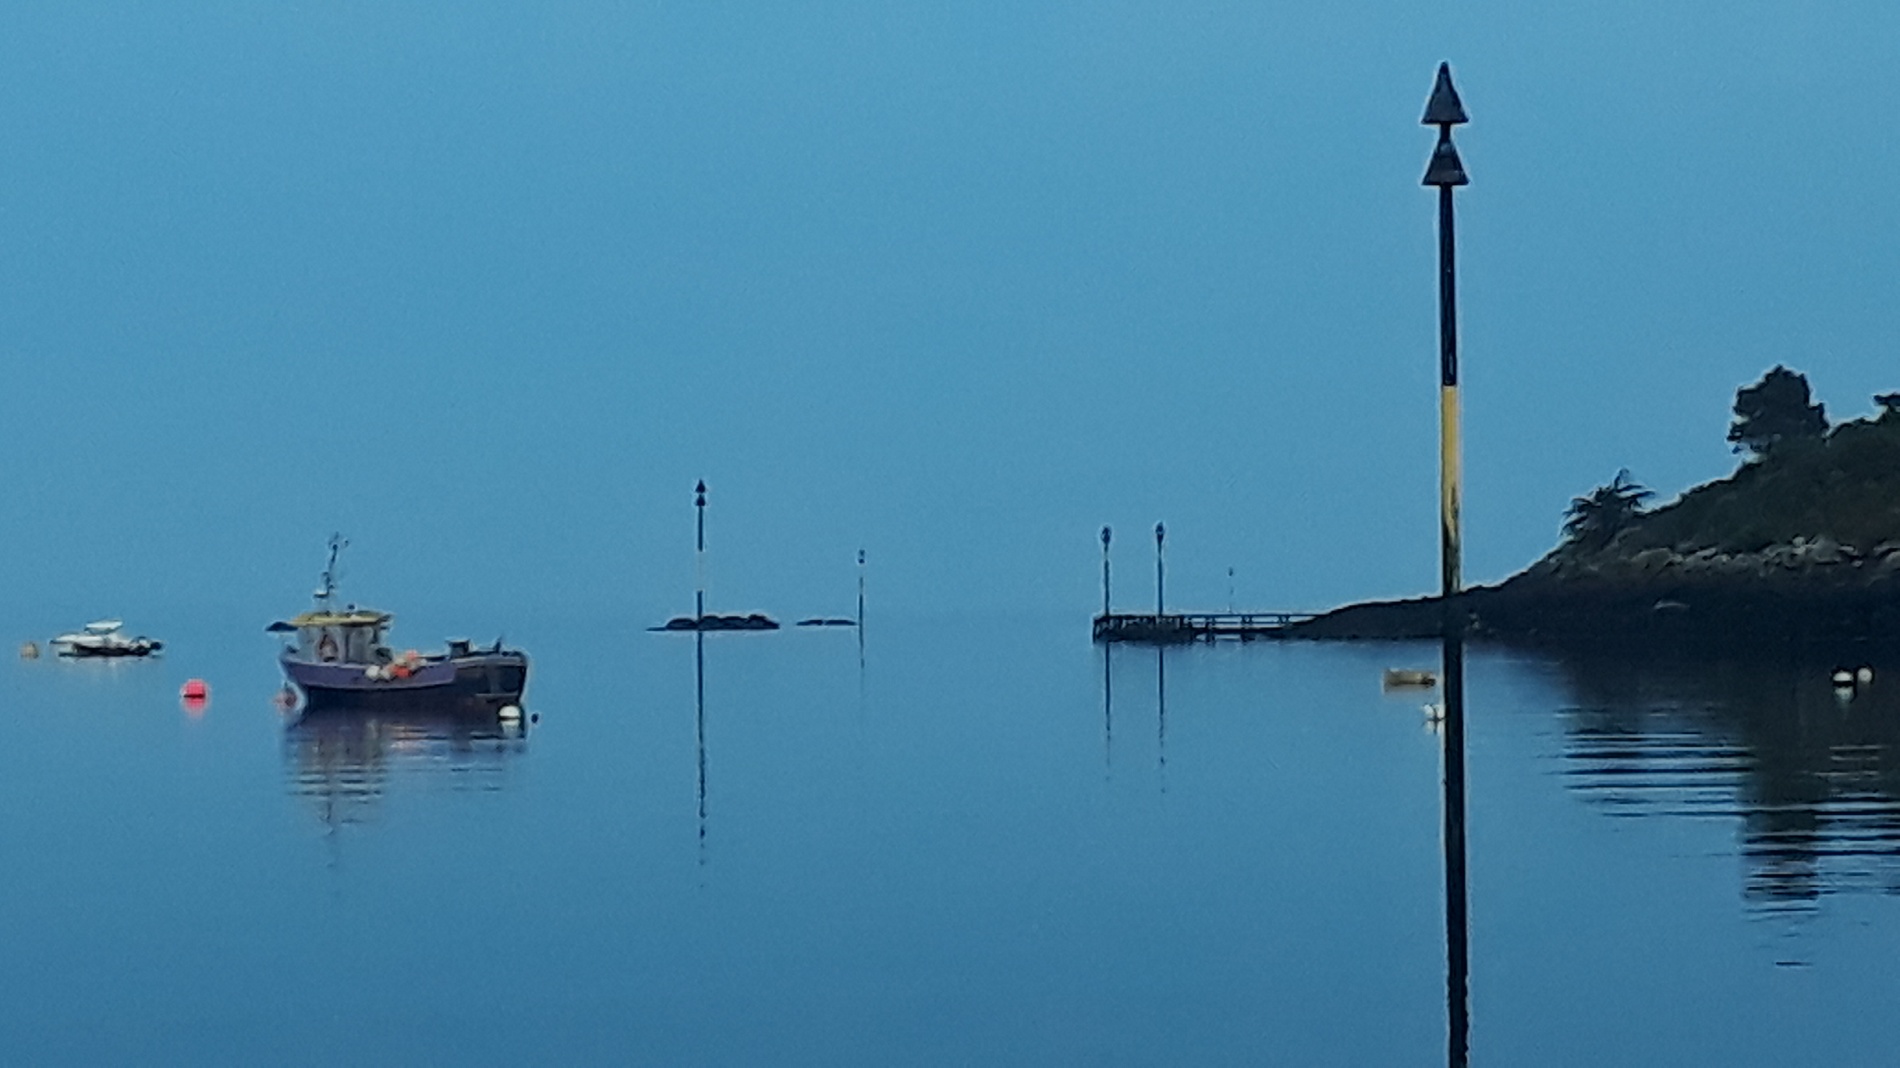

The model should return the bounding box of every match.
[1287,367,1900,646]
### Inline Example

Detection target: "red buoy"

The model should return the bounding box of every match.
[180,678,209,700]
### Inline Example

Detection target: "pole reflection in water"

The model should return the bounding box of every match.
[1442,633,1470,1068]
[1156,646,1168,788]
[1101,641,1113,772]
[696,631,708,867]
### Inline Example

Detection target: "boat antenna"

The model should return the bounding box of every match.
[317,533,349,609]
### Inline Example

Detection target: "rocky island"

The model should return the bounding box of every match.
[1289,367,1900,646]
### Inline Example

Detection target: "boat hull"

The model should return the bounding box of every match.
[54,641,162,658]
[281,652,528,714]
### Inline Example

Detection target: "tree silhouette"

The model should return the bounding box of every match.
[1728,365,1827,458]
[1563,469,1655,551]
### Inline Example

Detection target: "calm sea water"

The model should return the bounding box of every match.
[4,608,1900,1065]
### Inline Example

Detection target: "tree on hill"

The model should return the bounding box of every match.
[1728,365,1827,458]
[1562,469,1655,551]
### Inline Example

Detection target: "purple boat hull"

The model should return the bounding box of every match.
[280,651,528,714]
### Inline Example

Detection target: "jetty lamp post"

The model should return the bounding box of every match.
[1421,60,1471,1068]
[1153,522,1166,617]
[695,480,708,622]
[1101,526,1113,618]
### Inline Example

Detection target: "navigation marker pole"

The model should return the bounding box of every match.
[1101,526,1114,618]
[695,481,708,623]
[1421,60,1471,1068]
[1154,522,1166,617]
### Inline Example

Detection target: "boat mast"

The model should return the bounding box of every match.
[316,533,348,609]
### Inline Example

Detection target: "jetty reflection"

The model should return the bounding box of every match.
[1097,643,1172,781]
[1548,643,1900,910]
[285,705,529,828]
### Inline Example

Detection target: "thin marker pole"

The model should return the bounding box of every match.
[1422,60,1471,1068]
[1438,181,1462,601]
[857,548,867,661]
[695,481,708,622]
[1153,522,1166,617]
[1101,526,1113,618]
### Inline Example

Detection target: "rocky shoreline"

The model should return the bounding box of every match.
[1286,537,1900,646]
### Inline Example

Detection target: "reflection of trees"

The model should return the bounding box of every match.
[1546,641,1900,911]
[285,709,528,830]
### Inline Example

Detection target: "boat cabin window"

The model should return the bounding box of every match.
[345,626,373,663]
[299,627,329,659]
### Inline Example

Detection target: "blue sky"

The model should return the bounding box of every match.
[1,2,1896,625]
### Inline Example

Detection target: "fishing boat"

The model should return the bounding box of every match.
[267,536,528,714]
[50,619,163,658]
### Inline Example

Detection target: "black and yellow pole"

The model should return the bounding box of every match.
[1421,60,1471,1068]
[1423,63,1468,599]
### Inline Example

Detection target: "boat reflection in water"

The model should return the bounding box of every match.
[284,703,529,830]
[1548,641,1900,911]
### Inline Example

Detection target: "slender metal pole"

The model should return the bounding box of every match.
[1438,183,1462,602]
[1422,60,1471,1068]
[1434,156,1468,1045]
[1101,526,1113,617]
[695,481,707,622]
[1154,522,1166,617]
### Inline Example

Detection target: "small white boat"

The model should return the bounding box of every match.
[51,619,163,658]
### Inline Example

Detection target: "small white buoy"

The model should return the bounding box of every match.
[498,704,522,722]
[19,641,37,660]
[1857,666,1874,686]
[1832,669,1855,688]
